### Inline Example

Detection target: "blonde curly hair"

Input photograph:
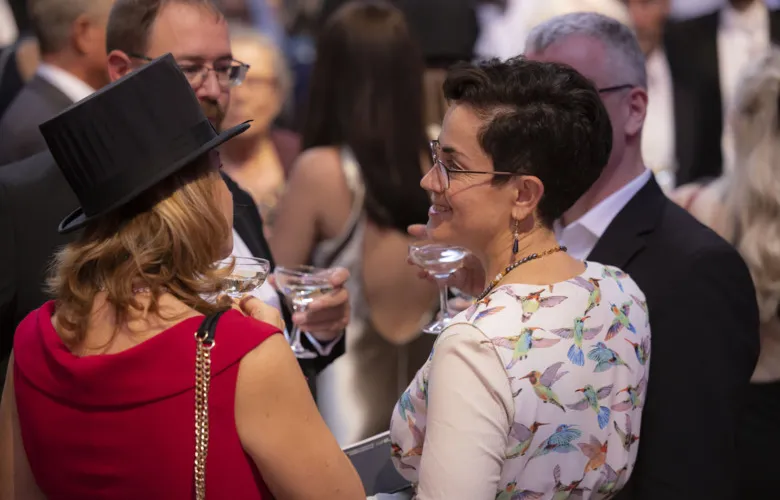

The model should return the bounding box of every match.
[724,46,780,323]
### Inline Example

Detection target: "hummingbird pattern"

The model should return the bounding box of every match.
[588,342,632,373]
[483,327,561,369]
[503,287,569,322]
[614,414,640,452]
[625,336,650,366]
[606,302,636,340]
[566,384,614,429]
[552,463,591,500]
[390,262,650,498]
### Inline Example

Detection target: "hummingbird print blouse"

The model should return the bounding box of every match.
[389,262,651,499]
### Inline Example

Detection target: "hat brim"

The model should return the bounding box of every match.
[58,120,251,234]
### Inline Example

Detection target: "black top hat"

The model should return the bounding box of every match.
[40,53,250,234]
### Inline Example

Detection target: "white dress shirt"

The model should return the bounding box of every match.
[0,0,17,47]
[231,229,340,355]
[718,0,771,174]
[643,48,677,193]
[554,169,653,261]
[35,63,95,103]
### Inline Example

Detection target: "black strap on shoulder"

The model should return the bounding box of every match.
[195,309,229,345]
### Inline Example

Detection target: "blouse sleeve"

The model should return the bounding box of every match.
[416,323,514,500]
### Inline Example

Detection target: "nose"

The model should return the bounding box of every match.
[195,69,222,102]
[421,163,444,193]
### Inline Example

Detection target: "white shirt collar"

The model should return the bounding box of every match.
[645,47,667,85]
[35,63,95,104]
[720,0,769,33]
[554,169,653,260]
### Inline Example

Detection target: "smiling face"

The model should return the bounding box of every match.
[421,104,522,256]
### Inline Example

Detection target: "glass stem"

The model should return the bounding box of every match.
[290,303,305,346]
[437,281,450,320]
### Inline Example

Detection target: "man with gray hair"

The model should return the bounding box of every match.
[526,12,760,500]
[0,0,114,164]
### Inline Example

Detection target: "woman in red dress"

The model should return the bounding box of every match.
[0,54,364,499]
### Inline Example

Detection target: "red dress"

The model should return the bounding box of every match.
[13,301,279,499]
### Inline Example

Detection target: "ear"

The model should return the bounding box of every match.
[511,175,545,223]
[106,50,133,83]
[71,14,92,55]
[625,87,648,137]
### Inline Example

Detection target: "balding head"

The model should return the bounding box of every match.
[526,12,647,89]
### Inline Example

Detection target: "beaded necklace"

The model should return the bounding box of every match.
[474,245,567,302]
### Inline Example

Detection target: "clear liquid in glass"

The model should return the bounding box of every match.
[280,282,334,307]
[410,244,468,278]
[223,269,269,298]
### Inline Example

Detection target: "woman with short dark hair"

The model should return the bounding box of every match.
[393,57,652,498]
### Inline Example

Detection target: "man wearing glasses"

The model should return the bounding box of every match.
[0,0,348,391]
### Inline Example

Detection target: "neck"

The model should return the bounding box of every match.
[479,226,562,288]
[221,131,270,165]
[41,53,100,90]
[560,143,646,227]
[730,0,757,12]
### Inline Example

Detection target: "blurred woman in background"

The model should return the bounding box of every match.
[220,26,299,233]
[671,46,780,498]
[270,0,437,445]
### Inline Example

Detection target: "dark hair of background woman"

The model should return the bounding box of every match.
[302,0,430,232]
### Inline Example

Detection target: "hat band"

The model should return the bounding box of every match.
[78,119,217,216]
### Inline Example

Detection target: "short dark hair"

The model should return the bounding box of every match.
[302,0,430,232]
[442,56,613,227]
[106,0,222,56]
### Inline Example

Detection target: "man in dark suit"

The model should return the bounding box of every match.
[521,12,760,500]
[0,0,347,390]
[664,0,780,185]
[0,0,114,165]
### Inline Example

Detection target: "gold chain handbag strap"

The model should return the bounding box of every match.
[193,310,228,500]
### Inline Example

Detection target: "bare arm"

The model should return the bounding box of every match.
[0,356,46,500]
[235,335,364,499]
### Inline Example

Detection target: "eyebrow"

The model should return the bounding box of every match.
[174,54,233,63]
[441,144,470,161]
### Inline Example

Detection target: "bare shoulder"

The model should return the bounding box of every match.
[290,146,342,182]
[288,146,353,206]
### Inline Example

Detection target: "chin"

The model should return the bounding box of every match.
[426,219,459,246]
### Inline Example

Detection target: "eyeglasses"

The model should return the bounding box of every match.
[598,84,634,94]
[128,54,250,88]
[428,140,518,190]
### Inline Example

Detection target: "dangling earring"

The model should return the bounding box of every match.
[512,219,520,256]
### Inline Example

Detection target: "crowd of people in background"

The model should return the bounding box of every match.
[0,0,778,499]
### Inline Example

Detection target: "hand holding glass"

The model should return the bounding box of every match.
[409,243,469,334]
[274,265,333,359]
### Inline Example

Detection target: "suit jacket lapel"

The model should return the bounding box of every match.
[221,172,276,267]
[587,177,665,269]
